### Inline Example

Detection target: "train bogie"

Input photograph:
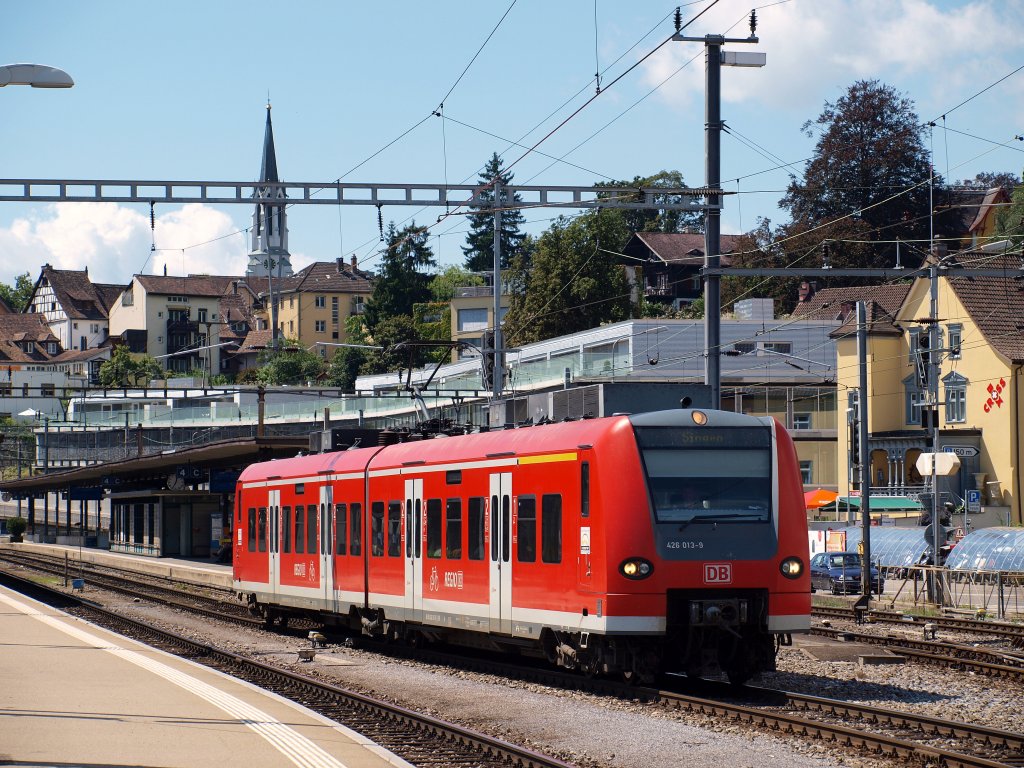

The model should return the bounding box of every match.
[234,408,810,684]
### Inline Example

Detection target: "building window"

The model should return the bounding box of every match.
[315,320,326,332]
[458,307,488,332]
[800,461,813,484]
[732,341,755,354]
[122,289,134,307]
[903,375,923,426]
[47,342,59,355]
[288,320,294,333]
[948,323,962,360]
[40,383,55,396]
[352,296,365,315]
[792,413,811,430]
[198,308,207,323]
[761,342,792,354]
[315,295,326,308]
[943,372,968,423]
[331,296,339,323]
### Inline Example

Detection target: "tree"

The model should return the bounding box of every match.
[780,80,935,269]
[363,221,436,332]
[429,265,483,302]
[360,315,425,375]
[255,341,325,385]
[956,171,1020,190]
[462,153,527,273]
[504,209,631,345]
[995,179,1024,247]
[98,346,162,387]
[325,316,372,391]
[596,170,702,234]
[0,272,34,312]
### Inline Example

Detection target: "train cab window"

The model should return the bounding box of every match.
[307,504,318,554]
[350,503,362,556]
[335,504,347,555]
[371,502,384,556]
[257,507,268,553]
[468,497,485,561]
[581,462,590,518]
[446,498,462,559]
[282,506,292,553]
[426,498,442,558]
[295,483,304,495]
[387,501,401,557]
[295,505,305,554]
[542,494,562,563]
[517,496,537,562]
[446,470,462,485]
[247,507,256,552]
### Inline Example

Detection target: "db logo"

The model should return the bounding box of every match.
[704,563,732,584]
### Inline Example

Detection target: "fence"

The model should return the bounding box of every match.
[882,565,1024,619]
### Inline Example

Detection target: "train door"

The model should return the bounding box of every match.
[404,478,423,621]
[268,489,280,596]
[319,484,334,609]
[488,472,512,634]
[578,461,592,589]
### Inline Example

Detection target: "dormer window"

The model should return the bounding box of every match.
[47,342,59,355]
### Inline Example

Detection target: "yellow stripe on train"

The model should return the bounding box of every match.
[518,452,578,465]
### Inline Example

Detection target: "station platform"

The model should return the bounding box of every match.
[1,540,234,589]
[0,582,411,768]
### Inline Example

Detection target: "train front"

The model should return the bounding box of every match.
[625,408,810,684]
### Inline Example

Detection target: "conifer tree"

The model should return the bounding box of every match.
[462,153,526,273]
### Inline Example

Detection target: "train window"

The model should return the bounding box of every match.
[415,499,421,559]
[295,506,305,554]
[307,504,318,554]
[350,502,362,556]
[371,502,384,556]
[542,494,562,564]
[446,470,462,485]
[295,483,305,495]
[446,498,462,559]
[270,505,278,553]
[490,495,499,561]
[282,506,292,553]
[247,507,256,552]
[236,494,242,523]
[501,495,511,563]
[405,500,412,558]
[335,504,347,555]
[426,499,442,558]
[581,462,590,518]
[387,501,401,557]
[468,497,485,561]
[517,496,537,562]
[258,507,267,553]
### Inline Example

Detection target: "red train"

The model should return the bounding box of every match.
[233,408,810,683]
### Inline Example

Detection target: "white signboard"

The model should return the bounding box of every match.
[943,445,979,458]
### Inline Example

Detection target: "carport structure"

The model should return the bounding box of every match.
[0,436,307,557]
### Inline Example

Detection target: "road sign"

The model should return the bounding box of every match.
[967,489,981,513]
[943,445,979,458]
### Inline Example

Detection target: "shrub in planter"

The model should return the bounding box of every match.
[7,516,27,542]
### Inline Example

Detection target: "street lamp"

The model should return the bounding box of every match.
[0,63,74,88]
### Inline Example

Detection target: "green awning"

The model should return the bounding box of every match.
[821,496,923,512]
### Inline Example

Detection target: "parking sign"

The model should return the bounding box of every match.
[967,489,981,513]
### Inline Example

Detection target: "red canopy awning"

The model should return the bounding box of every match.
[804,489,839,509]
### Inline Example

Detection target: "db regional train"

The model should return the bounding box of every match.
[233,408,811,684]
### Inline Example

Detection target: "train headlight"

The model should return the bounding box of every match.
[779,557,803,579]
[691,410,708,425]
[620,558,654,580]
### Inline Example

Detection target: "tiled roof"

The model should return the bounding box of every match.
[272,260,374,296]
[37,266,127,320]
[625,232,741,265]
[947,252,1024,362]
[967,187,1011,234]
[0,295,12,314]
[0,314,61,363]
[791,284,912,338]
[135,274,238,297]
[236,328,273,353]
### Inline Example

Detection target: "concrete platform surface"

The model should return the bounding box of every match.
[0,584,411,768]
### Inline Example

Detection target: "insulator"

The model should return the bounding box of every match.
[674,6,682,31]
[749,9,757,34]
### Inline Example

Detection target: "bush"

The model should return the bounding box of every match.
[7,516,27,542]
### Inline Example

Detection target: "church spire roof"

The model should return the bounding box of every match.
[259,103,280,183]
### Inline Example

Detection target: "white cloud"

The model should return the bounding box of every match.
[642,0,1023,113]
[0,203,247,286]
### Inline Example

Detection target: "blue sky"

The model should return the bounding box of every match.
[2,0,1023,288]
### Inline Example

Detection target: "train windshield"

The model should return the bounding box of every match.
[635,426,773,524]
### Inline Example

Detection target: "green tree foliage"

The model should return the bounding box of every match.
[255,341,324,385]
[363,222,436,332]
[596,170,702,234]
[462,153,527,273]
[98,346,163,387]
[995,179,1024,247]
[504,209,631,345]
[780,80,934,269]
[0,272,34,312]
[429,265,483,302]
[412,302,451,363]
[360,315,425,376]
[957,171,1020,190]
[325,317,371,391]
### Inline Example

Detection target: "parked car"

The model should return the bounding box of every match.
[809,551,884,595]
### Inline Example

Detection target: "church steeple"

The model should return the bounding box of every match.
[246,103,293,278]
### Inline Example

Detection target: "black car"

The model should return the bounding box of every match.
[809,551,884,595]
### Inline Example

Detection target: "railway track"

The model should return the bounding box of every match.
[0,567,574,768]
[814,604,1024,646]
[5,550,1024,766]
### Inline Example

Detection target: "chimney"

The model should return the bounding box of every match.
[163,263,167,276]
[798,280,817,304]
[930,241,948,261]
[232,280,238,294]
[839,300,856,321]
[337,257,344,273]
[350,254,357,270]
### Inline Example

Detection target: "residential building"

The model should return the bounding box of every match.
[267,258,373,359]
[620,232,741,309]
[450,274,509,361]
[795,245,1022,527]
[26,264,124,351]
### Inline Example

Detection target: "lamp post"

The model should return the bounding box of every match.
[0,63,74,89]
